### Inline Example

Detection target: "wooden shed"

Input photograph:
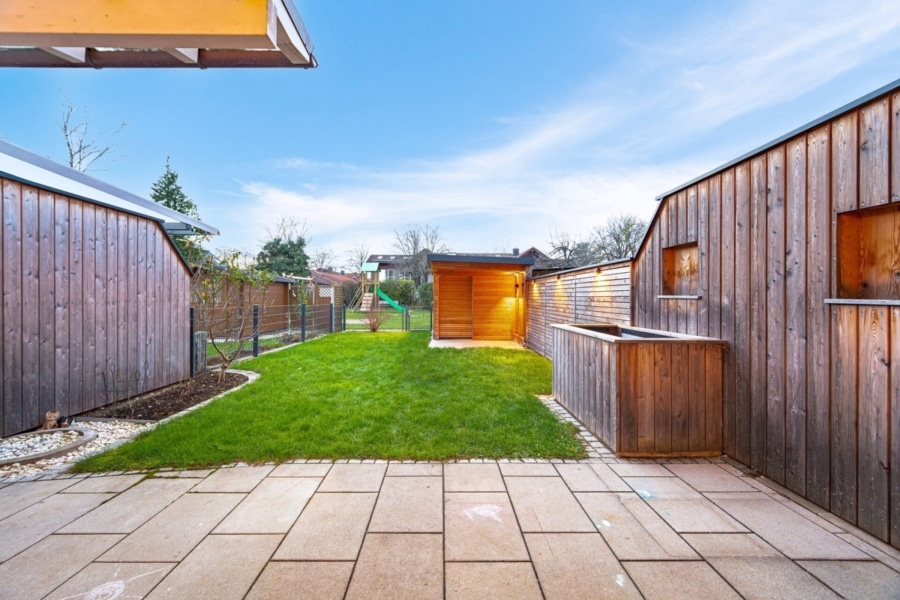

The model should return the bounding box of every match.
[631,78,900,548]
[428,254,534,342]
[1,140,218,437]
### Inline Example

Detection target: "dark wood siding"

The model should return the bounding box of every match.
[526,261,631,360]
[632,89,900,548]
[1,177,192,436]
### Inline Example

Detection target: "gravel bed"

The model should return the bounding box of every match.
[0,420,152,481]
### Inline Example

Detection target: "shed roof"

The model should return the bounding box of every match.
[428,253,535,267]
[0,138,219,235]
[0,0,315,68]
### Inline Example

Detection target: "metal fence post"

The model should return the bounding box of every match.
[301,303,307,343]
[252,304,260,357]
[189,307,195,377]
[342,305,347,331]
[329,301,334,333]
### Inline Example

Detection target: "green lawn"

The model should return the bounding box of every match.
[74,332,585,471]
[344,308,432,331]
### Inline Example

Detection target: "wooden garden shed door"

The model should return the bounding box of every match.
[437,275,473,338]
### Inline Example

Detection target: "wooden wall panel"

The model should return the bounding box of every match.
[525,262,631,359]
[785,138,808,495]
[0,177,192,436]
[807,126,832,508]
[3,180,23,434]
[765,148,786,485]
[631,90,900,547]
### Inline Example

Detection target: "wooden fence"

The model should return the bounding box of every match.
[631,83,900,547]
[525,260,631,359]
[1,177,191,436]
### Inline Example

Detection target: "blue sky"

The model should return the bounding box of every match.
[1,0,899,266]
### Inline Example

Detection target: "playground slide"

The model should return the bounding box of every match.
[376,287,404,311]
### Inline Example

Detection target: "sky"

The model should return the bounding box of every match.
[1,0,899,268]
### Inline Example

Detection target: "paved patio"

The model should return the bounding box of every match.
[1,401,898,599]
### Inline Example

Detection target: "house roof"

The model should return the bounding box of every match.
[310,269,356,286]
[0,0,315,68]
[0,138,219,235]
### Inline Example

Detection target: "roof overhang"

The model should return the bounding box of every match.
[0,138,219,235]
[0,0,315,68]
[427,254,535,274]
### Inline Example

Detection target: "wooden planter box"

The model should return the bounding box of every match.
[551,324,726,457]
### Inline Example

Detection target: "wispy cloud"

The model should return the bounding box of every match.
[213,0,900,259]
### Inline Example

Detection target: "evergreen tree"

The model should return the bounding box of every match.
[150,158,208,263]
[256,236,310,277]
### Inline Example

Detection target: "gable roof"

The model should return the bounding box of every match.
[0,138,219,235]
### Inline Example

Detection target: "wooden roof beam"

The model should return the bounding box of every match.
[39,47,86,63]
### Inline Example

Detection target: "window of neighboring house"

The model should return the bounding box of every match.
[662,242,699,295]
[384,269,395,280]
[837,204,900,300]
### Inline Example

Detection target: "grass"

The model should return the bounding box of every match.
[344,307,432,331]
[74,331,585,471]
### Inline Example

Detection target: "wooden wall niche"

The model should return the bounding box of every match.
[837,204,900,300]
[662,242,699,295]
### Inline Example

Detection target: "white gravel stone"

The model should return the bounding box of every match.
[0,420,152,482]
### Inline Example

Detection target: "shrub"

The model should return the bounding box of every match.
[416,282,433,308]
[380,279,415,306]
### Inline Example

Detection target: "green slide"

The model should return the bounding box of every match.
[376,287,404,311]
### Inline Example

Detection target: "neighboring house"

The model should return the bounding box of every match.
[630,79,900,549]
[365,253,431,283]
[310,269,357,307]
[0,140,218,437]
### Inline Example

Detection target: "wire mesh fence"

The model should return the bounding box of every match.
[342,305,432,332]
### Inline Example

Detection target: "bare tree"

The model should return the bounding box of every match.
[592,213,649,262]
[59,104,126,172]
[547,228,598,267]
[263,217,309,244]
[345,242,371,274]
[393,223,450,286]
[191,250,275,382]
[308,247,336,271]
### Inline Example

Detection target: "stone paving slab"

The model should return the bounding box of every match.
[147,534,280,600]
[712,556,841,599]
[190,465,273,493]
[345,533,443,600]
[444,492,528,561]
[44,562,174,600]
[645,498,749,533]
[556,463,616,491]
[797,560,900,600]
[663,463,755,492]
[609,463,674,477]
[269,462,332,477]
[61,477,199,534]
[0,533,123,600]
[707,491,870,560]
[444,463,504,492]
[623,475,705,499]
[386,462,443,477]
[318,463,386,492]
[445,562,543,600]
[0,479,78,521]
[99,492,243,562]
[214,477,320,534]
[369,476,442,533]
[525,532,642,599]
[60,473,145,494]
[589,463,631,491]
[0,492,112,561]
[577,492,698,560]
[624,560,741,599]
[498,462,557,477]
[505,476,595,532]
[275,492,377,560]
[246,562,354,600]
